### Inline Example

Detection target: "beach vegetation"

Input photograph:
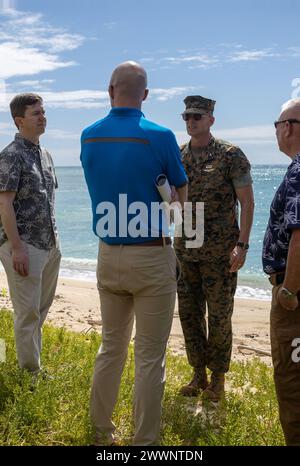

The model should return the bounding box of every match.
[0,309,284,446]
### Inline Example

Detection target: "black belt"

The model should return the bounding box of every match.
[269,271,285,286]
[127,237,172,246]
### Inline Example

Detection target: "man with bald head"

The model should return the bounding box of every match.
[263,98,300,445]
[81,61,187,446]
[109,61,148,101]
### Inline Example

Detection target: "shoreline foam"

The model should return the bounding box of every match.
[0,270,272,364]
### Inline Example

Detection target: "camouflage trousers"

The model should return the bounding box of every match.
[177,260,237,373]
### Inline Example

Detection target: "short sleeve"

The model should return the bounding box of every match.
[285,164,300,229]
[0,150,21,192]
[228,147,252,187]
[163,131,188,187]
[44,149,58,189]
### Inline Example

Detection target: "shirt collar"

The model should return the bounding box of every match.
[15,133,40,150]
[288,153,300,169]
[188,134,215,152]
[294,153,300,163]
[109,107,144,118]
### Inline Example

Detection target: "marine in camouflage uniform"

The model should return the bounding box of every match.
[175,95,254,400]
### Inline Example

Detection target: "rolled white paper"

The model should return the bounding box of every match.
[155,174,183,225]
[156,174,172,203]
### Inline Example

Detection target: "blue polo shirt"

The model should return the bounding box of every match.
[262,154,300,274]
[80,107,188,244]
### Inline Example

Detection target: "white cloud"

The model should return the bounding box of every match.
[103,22,117,30]
[288,46,300,57]
[0,77,6,104]
[0,89,110,111]
[0,7,84,79]
[1,86,197,111]
[42,90,109,109]
[20,33,85,53]
[43,87,190,107]
[13,79,55,86]
[10,12,42,26]
[218,42,243,48]
[139,57,155,63]
[229,49,277,62]
[164,55,218,66]
[0,42,75,79]
[0,122,13,135]
[213,125,276,144]
[175,125,276,146]
[0,1,16,13]
[139,51,219,69]
[150,86,196,101]
[142,45,286,70]
[46,129,79,140]
[10,79,55,91]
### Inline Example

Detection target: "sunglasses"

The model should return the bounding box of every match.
[182,113,207,121]
[274,118,300,129]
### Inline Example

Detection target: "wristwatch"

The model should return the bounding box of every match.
[280,287,298,298]
[236,241,249,251]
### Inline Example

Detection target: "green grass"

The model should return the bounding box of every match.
[0,309,284,446]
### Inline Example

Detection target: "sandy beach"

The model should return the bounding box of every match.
[0,271,272,365]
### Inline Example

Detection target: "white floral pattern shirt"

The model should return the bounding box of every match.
[262,154,300,274]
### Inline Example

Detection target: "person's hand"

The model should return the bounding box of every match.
[229,246,246,272]
[11,243,29,276]
[170,185,179,203]
[277,286,299,311]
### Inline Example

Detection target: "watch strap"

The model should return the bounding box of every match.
[237,241,249,251]
[280,287,297,297]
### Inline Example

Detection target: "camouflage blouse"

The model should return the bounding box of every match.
[174,136,252,262]
[0,134,58,250]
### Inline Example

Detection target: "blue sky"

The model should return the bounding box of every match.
[1,0,300,165]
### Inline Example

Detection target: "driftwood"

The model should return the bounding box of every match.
[87,319,102,326]
[237,345,271,357]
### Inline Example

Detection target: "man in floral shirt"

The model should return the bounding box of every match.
[263,98,300,445]
[0,93,61,376]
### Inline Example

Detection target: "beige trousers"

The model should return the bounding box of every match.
[90,240,177,446]
[0,241,61,372]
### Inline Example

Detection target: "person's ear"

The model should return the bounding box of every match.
[285,121,293,137]
[14,117,22,130]
[108,84,114,101]
[143,88,149,102]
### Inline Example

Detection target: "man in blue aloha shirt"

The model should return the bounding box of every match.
[263,98,300,446]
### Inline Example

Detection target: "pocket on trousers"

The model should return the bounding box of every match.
[132,251,176,284]
[165,248,177,282]
[97,256,106,286]
[0,241,10,260]
[175,254,182,282]
[96,254,115,290]
[272,284,281,303]
[275,336,300,373]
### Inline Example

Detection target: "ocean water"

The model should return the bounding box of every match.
[1,165,289,300]
[55,165,287,300]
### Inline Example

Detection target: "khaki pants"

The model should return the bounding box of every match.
[270,284,300,445]
[0,241,61,372]
[90,240,177,446]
